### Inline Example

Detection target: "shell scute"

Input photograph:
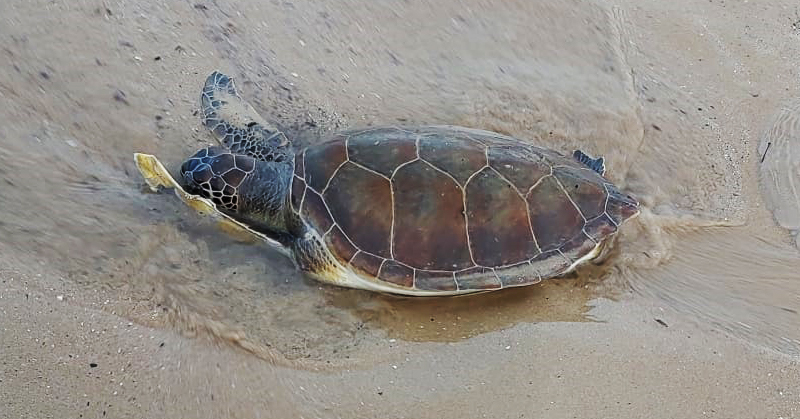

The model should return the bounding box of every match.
[455,267,502,290]
[559,232,597,263]
[290,175,305,212]
[350,251,384,278]
[377,260,414,288]
[303,141,347,192]
[584,214,618,241]
[496,262,539,288]
[347,129,417,177]
[466,167,539,266]
[324,225,358,265]
[324,162,392,258]
[418,134,486,185]
[300,188,334,234]
[554,166,607,220]
[528,250,571,279]
[526,176,584,251]
[392,160,472,270]
[487,146,551,191]
[415,270,457,291]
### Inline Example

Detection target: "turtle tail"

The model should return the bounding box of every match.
[200,71,292,163]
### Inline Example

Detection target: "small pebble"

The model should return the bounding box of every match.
[56,295,64,301]
[113,90,129,105]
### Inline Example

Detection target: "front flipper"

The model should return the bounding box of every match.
[572,149,606,176]
[201,71,292,162]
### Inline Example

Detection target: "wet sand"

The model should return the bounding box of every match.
[2,0,800,417]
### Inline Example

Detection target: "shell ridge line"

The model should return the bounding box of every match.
[376,259,387,279]
[556,248,573,264]
[347,160,392,181]
[321,142,351,194]
[390,158,420,181]
[486,165,541,253]
[419,155,465,189]
[324,220,337,237]
[461,165,484,267]
[581,227,599,244]
[348,250,361,264]
[553,175,588,222]
[463,164,490,188]
[350,247,386,262]
[333,223,371,261]
[525,165,554,198]
[343,135,351,161]
[601,183,619,227]
[490,268,501,287]
[298,186,308,215]
[324,224,362,265]
[524,259,544,283]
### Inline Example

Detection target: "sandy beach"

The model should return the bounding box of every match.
[1,0,799,417]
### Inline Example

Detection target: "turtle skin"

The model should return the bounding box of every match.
[289,125,639,293]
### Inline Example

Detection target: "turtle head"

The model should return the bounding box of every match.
[180,146,293,238]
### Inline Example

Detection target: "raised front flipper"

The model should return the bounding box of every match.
[201,71,292,163]
[572,149,606,176]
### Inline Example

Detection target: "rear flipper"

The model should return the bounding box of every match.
[201,71,292,163]
[573,150,606,176]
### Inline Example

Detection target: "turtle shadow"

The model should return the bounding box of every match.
[326,274,607,343]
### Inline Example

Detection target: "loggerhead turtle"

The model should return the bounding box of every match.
[135,71,639,296]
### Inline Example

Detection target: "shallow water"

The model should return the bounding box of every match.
[1,0,799,376]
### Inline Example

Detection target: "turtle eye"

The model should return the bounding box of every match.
[181,158,201,173]
[191,164,213,184]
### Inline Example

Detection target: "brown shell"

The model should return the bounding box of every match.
[290,126,638,293]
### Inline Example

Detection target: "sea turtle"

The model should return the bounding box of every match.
[135,71,639,296]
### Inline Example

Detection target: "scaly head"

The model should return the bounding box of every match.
[180,146,252,212]
[180,146,294,240]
